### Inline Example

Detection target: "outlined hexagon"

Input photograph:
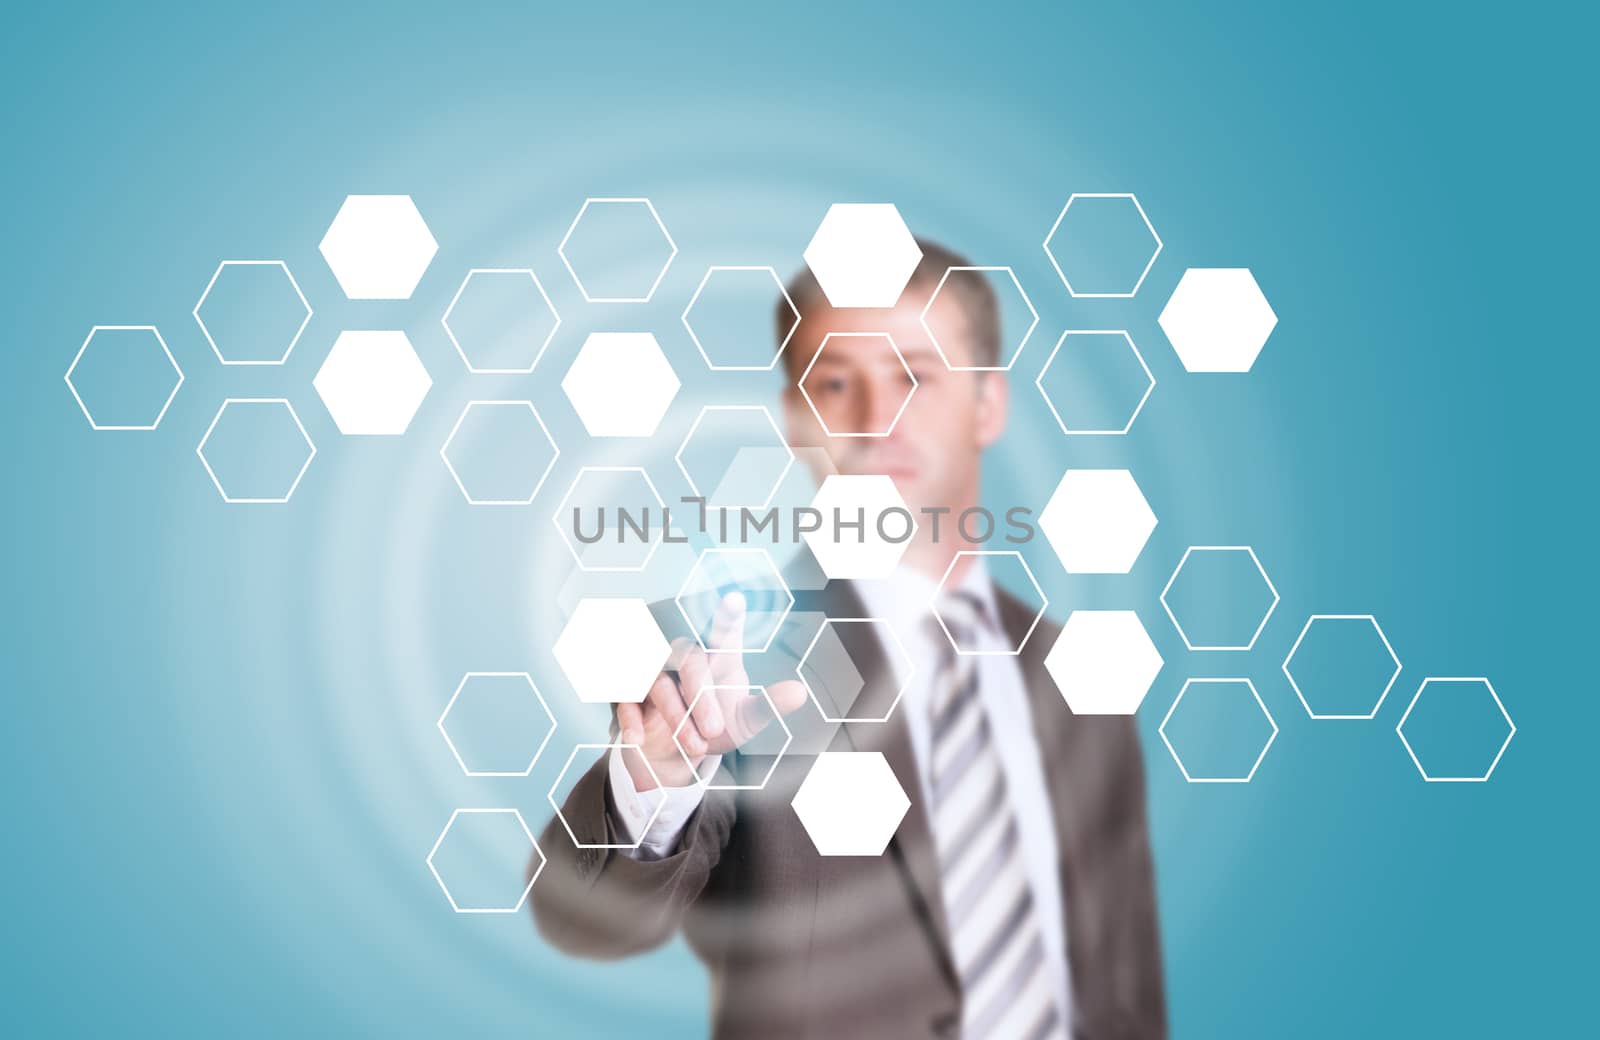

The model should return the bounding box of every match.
[1158,268,1277,373]
[675,405,795,510]
[682,265,798,371]
[920,266,1038,371]
[426,808,544,913]
[1397,678,1515,782]
[193,260,312,365]
[441,268,560,374]
[437,672,557,777]
[798,617,914,723]
[791,751,910,856]
[549,744,664,849]
[558,197,677,303]
[1036,330,1155,435]
[798,332,917,438]
[552,466,666,572]
[933,551,1046,655]
[313,330,432,435]
[196,398,316,504]
[561,332,680,438]
[1159,678,1279,783]
[64,325,183,431]
[802,203,923,308]
[1042,193,1162,298]
[439,400,559,506]
[1044,610,1164,715]
[318,194,438,300]
[802,474,917,580]
[1284,614,1402,719]
[1160,546,1279,651]
[672,684,793,790]
[552,598,671,704]
[1038,468,1157,575]
[676,548,795,653]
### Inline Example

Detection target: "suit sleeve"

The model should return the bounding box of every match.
[1112,714,1167,1038]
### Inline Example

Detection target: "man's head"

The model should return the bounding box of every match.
[778,238,1010,522]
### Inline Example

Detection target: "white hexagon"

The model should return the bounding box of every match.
[436,672,557,777]
[802,474,917,580]
[1044,610,1164,715]
[441,268,560,374]
[548,744,664,850]
[1159,678,1278,783]
[313,330,432,436]
[791,751,910,856]
[318,194,438,300]
[552,466,666,572]
[1158,268,1277,373]
[675,548,795,653]
[196,398,317,504]
[426,808,544,913]
[558,197,677,304]
[1035,330,1155,435]
[64,325,183,431]
[801,203,923,309]
[682,265,799,371]
[798,617,914,724]
[1283,614,1402,720]
[1042,193,1163,298]
[439,400,559,506]
[675,405,796,511]
[672,685,794,790]
[798,332,918,438]
[919,266,1039,371]
[932,551,1047,656]
[1159,546,1279,651]
[193,260,313,365]
[1397,678,1515,783]
[1038,469,1157,575]
[561,332,680,438]
[552,598,671,704]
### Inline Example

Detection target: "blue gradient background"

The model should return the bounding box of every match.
[3,2,1592,1036]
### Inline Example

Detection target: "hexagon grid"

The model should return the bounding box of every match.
[318,194,438,300]
[1038,468,1157,575]
[65,325,183,431]
[675,405,795,510]
[1159,267,1278,373]
[1036,330,1155,435]
[676,549,795,653]
[1397,677,1515,782]
[440,400,559,506]
[791,751,910,856]
[802,203,923,308]
[552,466,667,571]
[442,268,560,374]
[552,598,671,704]
[1044,610,1164,715]
[313,330,433,436]
[1042,193,1162,298]
[672,685,793,790]
[933,551,1047,655]
[798,332,918,437]
[437,672,556,777]
[920,266,1039,371]
[561,332,681,438]
[196,398,316,504]
[802,474,917,580]
[548,744,664,850]
[1159,678,1279,783]
[1283,614,1402,719]
[1160,546,1279,651]
[193,260,312,365]
[426,808,544,914]
[558,197,677,303]
[682,265,798,371]
[798,617,913,723]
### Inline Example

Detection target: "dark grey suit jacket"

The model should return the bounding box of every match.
[530,578,1166,1039]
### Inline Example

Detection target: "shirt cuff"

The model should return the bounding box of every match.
[607,746,717,861]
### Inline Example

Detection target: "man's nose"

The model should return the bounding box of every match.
[860,375,911,436]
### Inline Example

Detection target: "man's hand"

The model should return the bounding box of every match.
[615,592,808,790]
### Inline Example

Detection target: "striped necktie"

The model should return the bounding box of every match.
[928,591,1066,1040]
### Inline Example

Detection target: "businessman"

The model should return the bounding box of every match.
[532,240,1165,1039]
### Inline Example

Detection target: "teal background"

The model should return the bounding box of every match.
[3,2,1592,1036]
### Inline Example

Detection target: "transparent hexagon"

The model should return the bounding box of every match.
[791,751,910,856]
[672,685,793,790]
[1044,610,1164,715]
[318,194,438,300]
[437,672,557,777]
[676,549,795,653]
[798,332,917,438]
[196,398,316,504]
[193,260,312,365]
[675,405,795,510]
[682,265,798,371]
[802,203,923,309]
[439,400,558,506]
[552,598,671,704]
[1158,268,1277,373]
[933,551,1046,655]
[552,466,666,571]
[920,266,1038,371]
[442,268,560,374]
[1160,546,1279,651]
[1397,678,1515,782]
[1283,614,1402,719]
[1043,193,1162,298]
[561,332,680,438]
[426,808,544,913]
[802,474,917,580]
[1036,330,1155,435]
[548,744,664,849]
[558,197,677,303]
[313,330,432,436]
[798,617,913,723]
[1038,469,1157,575]
[65,325,183,431]
[1159,679,1278,783]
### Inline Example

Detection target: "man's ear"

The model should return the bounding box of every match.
[974,372,1009,449]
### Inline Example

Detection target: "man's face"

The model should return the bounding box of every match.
[781,285,1008,515]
